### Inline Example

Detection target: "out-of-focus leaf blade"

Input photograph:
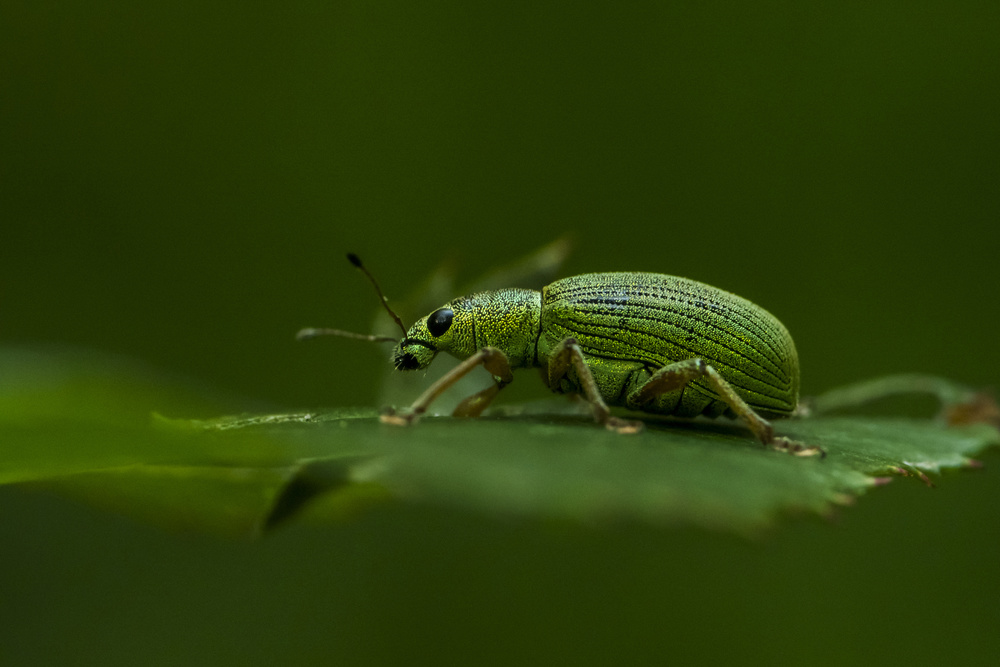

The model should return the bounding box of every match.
[2,346,997,537]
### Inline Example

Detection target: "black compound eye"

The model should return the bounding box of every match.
[427,308,454,337]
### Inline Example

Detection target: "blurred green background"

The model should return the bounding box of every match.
[2,1,998,664]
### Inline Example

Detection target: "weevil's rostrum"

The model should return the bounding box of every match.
[538,273,799,420]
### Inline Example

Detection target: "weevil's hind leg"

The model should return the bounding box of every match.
[631,358,824,457]
[381,347,514,426]
[548,338,643,434]
[632,359,771,441]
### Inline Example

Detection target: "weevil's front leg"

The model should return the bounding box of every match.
[631,358,823,457]
[548,337,643,434]
[380,347,514,426]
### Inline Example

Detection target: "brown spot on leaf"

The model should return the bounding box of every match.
[946,391,1000,428]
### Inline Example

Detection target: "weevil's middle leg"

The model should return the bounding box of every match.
[631,358,823,456]
[380,347,513,426]
[452,383,501,418]
[548,337,643,434]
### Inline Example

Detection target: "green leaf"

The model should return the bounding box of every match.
[2,346,997,537]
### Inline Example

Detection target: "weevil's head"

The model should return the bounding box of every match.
[392,298,477,370]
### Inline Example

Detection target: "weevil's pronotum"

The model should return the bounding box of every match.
[299,254,820,456]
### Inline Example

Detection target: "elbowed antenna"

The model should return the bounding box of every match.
[295,328,396,343]
[347,253,408,338]
[295,254,408,344]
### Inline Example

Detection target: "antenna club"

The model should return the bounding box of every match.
[346,253,363,268]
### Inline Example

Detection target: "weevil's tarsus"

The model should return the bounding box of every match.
[770,436,826,458]
[347,252,408,338]
[378,405,415,427]
[380,347,514,426]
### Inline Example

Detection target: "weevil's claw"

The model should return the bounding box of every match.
[379,406,422,427]
[605,416,644,434]
[770,436,826,458]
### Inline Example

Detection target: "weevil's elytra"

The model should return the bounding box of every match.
[537,273,799,421]
[301,258,818,455]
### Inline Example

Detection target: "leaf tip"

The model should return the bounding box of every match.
[886,465,935,487]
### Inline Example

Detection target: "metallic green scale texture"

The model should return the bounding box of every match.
[390,288,542,371]
[392,272,798,423]
[537,273,799,420]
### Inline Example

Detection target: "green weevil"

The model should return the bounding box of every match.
[299,254,819,455]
